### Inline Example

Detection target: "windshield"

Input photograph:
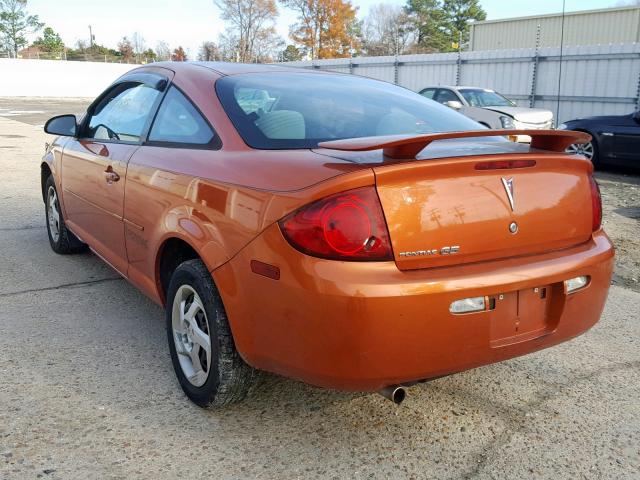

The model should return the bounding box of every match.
[216,73,483,149]
[459,89,515,108]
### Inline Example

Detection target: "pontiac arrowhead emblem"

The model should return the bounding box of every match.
[501,177,515,211]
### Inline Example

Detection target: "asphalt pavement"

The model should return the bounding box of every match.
[0,105,638,480]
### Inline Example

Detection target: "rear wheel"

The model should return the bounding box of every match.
[566,138,599,166]
[44,175,86,254]
[166,259,256,407]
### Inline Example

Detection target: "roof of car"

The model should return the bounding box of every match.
[422,86,491,91]
[150,61,318,76]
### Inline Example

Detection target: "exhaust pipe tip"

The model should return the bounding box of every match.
[379,385,406,405]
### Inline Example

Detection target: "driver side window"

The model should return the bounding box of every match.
[434,89,459,104]
[86,83,161,143]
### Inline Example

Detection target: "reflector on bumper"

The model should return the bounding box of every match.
[565,276,589,293]
[450,296,486,314]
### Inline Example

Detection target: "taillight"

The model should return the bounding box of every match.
[589,175,602,231]
[279,186,393,261]
[475,160,536,170]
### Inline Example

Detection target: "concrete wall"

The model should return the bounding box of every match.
[0,59,137,97]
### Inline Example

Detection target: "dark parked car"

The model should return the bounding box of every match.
[560,111,640,167]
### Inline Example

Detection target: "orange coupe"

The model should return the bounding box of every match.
[41,63,614,407]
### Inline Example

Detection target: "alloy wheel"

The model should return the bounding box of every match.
[566,141,594,161]
[47,186,61,243]
[171,285,212,387]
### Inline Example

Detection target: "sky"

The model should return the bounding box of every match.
[26,0,624,58]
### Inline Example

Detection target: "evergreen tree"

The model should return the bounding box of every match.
[441,0,486,49]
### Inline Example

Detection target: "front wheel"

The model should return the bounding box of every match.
[166,259,257,407]
[44,175,86,254]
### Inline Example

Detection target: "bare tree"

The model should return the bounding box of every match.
[198,41,222,61]
[253,26,284,62]
[155,41,171,61]
[362,4,415,56]
[217,30,240,61]
[131,32,146,62]
[214,0,279,62]
[75,38,88,52]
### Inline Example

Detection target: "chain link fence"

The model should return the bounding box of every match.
[0,50,153,64]
[284,43,640,123]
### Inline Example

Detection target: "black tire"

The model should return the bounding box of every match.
[166,259,256,407]
[588,138,600,167]
[44,175,86,254]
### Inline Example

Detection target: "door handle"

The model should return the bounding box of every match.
[104,166,120,184]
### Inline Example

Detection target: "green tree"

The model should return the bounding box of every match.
[31,25,64,55]
[142,47,156,62]
[280,44,302,61]
[0,0,43,57]
[404,0,447,53]
[441,0,486,49]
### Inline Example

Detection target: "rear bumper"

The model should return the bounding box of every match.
[213,226,614,391]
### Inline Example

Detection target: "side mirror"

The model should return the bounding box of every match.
[444,100,463,110]
[44,114,78,137]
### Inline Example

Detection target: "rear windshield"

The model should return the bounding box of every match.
[216,72,483,149]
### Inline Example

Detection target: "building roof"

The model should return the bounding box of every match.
[471,5,640,26]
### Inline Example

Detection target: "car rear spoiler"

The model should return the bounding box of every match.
[318,129,591,160]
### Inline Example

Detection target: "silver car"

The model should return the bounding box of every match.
[419,86,554,141]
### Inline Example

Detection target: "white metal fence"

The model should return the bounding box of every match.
[284,43,640,124]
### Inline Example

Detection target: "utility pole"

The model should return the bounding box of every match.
[555,0,566,124]
[88,25,94,48]
[455,31,463,86]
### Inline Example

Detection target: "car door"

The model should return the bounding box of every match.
[434,88,497,127]
[122,85,221,299]
[61,74,167,275]
[610,113,640,163]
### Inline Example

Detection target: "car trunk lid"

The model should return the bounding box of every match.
[372,154,593,269]
[318,130,595,270]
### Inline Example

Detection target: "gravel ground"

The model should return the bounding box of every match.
[0,101,639,479]
[597,171,640,292]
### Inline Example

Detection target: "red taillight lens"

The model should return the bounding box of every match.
[589,175,602,231]
[279,186,393,261]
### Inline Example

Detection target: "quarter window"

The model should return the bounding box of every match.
[86,82,161,142]
[148,87,215,145]
[420,88,436,99]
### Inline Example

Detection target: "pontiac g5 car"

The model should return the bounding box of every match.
[42,63,614,407]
